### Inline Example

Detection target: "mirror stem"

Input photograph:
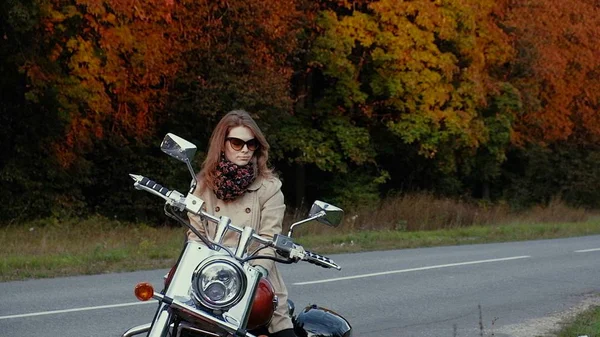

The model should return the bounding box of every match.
[185,159,198,193]
[287,211,325,237]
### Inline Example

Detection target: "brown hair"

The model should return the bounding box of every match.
[199,110,273,192]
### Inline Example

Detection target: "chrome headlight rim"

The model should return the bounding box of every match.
[191,258,247,310]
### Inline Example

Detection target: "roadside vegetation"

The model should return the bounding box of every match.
[1,194,599,282]
[555,305,600,337]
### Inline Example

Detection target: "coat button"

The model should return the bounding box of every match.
[245,207,251,214]
[215,206,220,212]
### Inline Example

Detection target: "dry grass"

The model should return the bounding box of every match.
[287,193,593,235]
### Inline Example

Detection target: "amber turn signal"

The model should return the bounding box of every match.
[134,282,155,301]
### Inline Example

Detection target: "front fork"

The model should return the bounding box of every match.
[121,302,171,337]
[148,305,174,337]
[122,323,151,337]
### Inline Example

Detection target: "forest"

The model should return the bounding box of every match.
[1,0,599,225]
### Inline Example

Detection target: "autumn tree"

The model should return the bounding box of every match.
[0,0,307,221]
[0,0,188,221]
[23,0,188,167]
[498,0,600,207]
[289,0,518,203]
[163,0,305,141]
[502,0,600,145]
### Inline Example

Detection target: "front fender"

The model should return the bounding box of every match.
[293,304,352,337]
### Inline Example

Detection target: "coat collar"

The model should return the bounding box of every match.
[247,176,263,191]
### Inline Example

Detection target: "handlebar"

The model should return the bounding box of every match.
[130,173,341,270]
[135,175,171,197]
[303,250,341,270]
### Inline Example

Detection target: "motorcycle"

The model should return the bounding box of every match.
[121,133,352,337]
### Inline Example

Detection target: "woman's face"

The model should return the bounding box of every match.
[224,126,257,166]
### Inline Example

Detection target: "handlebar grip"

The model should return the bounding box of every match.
[138,176,170,196]
[304,250,341,270]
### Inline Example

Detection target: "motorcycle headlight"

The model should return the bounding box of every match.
[191,259,246,310]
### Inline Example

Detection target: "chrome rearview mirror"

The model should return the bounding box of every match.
[288,200,344,237]
[161,133,197,162]
[309,200,343,227]
[160,133,198,192]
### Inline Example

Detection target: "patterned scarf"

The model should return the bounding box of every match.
[214,153,256,201]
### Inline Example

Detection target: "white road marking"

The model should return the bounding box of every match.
[0,255,536,319]
[575,248,600,253]
[0,300,156,320]
[293,255,531,285]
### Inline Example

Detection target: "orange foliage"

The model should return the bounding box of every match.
[172,0,304,113]
[503,0,600,145]
[33,0,184,166]
[31,0,303,167]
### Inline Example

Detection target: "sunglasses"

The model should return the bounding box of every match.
[226,137,260,151]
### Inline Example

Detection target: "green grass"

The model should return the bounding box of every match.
[555,305,600,337]
[0,216,185,281]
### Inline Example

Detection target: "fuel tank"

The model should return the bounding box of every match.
[247,278,276,330]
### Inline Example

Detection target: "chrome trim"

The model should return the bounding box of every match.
[121,323,151,337]
[226,264,261,328]
[177,321,221,337]
[166,241,211,300]
[235,227,254,259]
[214,216,232,245]
[152,292,257,337]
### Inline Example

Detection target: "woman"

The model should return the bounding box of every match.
[187,110,296,337]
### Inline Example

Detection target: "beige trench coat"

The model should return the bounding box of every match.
[187,176,292,333]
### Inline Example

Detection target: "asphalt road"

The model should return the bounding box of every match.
[1,235,600,337]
